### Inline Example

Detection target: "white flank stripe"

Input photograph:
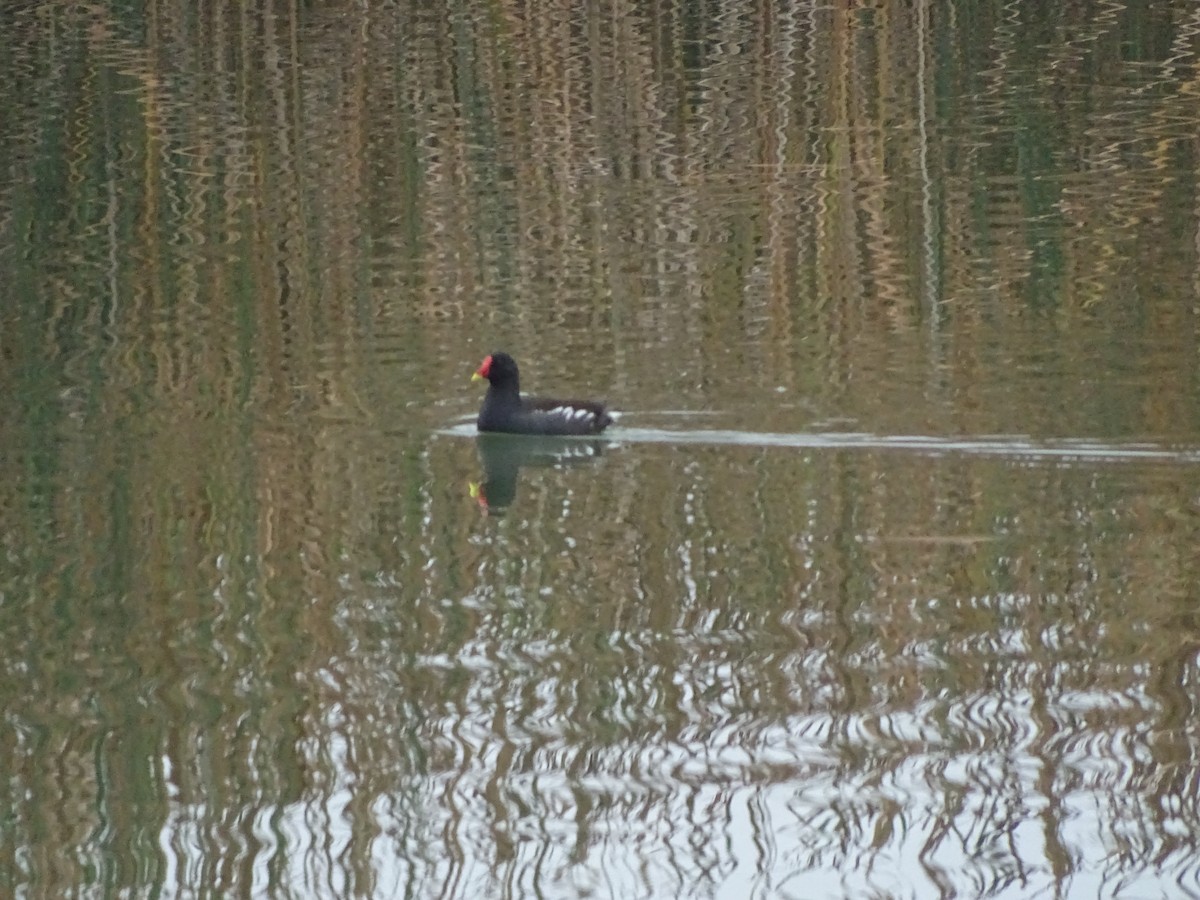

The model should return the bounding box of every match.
[546,406,595,423]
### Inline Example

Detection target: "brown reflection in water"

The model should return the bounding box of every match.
[2,0,1200,897]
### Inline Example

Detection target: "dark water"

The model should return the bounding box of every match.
[3,1,1200,897]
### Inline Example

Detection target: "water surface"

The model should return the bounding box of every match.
[2,1,1200,897]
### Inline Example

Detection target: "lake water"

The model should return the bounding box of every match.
[3,1,1200,897]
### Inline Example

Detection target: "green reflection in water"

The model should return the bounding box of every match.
[2,0,1200,897]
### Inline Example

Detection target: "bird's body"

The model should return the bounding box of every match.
[473,352,614,436]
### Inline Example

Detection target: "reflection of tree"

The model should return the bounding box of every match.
[1,0,1200,896]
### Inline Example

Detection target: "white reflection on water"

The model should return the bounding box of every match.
[442,420,1200,464]
[242,702,1196,899]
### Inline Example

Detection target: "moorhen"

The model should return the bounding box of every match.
[472,352,614,435]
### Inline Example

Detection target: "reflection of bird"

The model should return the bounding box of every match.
[472,433,606,513]
[472,352,614,436]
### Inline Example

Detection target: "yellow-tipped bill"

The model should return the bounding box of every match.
[472,354,494,384]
